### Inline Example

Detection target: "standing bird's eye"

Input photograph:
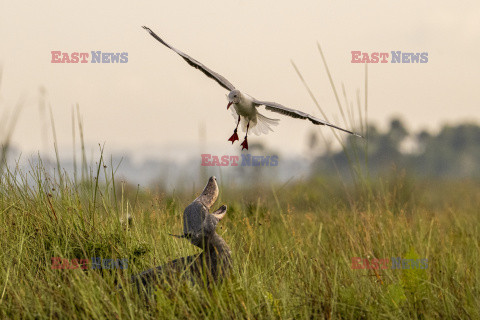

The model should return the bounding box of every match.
[234,95,237,98]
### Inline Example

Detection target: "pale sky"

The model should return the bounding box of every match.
[0,0,479,161]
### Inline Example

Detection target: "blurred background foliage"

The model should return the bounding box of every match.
[311,118,480,179]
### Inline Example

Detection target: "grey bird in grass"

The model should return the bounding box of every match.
[142,26,363,150]
[125,176,231,296]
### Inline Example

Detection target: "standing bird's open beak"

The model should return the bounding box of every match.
[227,102,233,110]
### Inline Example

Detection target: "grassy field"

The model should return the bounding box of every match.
[0,158,479,319]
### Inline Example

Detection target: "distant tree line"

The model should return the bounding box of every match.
[311,119,480,179]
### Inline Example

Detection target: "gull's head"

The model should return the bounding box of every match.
[227,89,241,109]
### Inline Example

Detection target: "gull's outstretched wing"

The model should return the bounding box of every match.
[253,99,363,137]
[142,26,236,91]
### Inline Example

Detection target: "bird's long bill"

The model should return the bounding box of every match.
[227,101,233,110]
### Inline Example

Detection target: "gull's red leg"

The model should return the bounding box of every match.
[241,122,250,150]
[228,115,241,144]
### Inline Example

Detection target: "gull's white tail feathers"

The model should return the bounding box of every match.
[242,112,279,136]
[230,108,279,136]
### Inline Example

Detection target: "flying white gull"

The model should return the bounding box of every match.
[142,26,363,150]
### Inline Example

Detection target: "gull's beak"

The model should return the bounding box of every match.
[227,101,233,110]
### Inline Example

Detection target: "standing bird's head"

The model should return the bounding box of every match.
[183,176,227,249]
[227,89,242,109]
[196,176,219,209]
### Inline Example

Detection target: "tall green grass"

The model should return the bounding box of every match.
[0,157,479,318]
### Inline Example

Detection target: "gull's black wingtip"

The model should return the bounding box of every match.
[349,131,364,139]
[355,133,365,139]
[141,26,154,34]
